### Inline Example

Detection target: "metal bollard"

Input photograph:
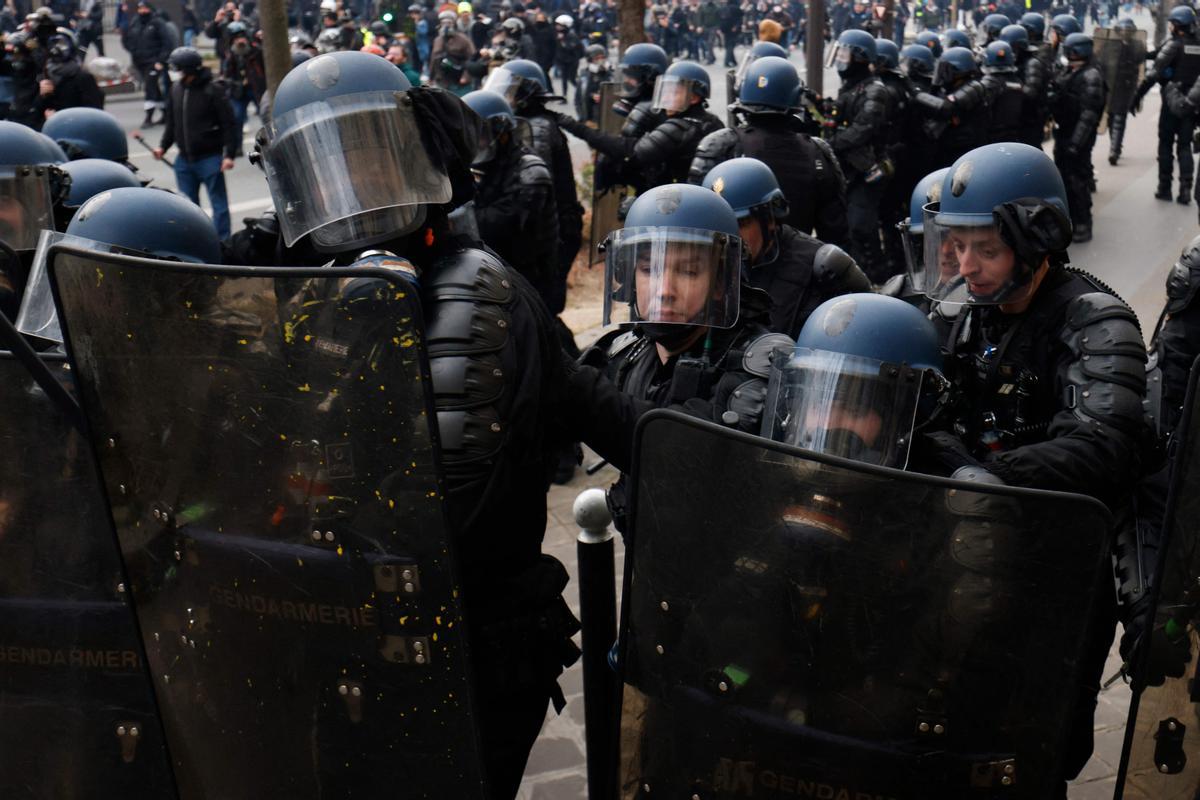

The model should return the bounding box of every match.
[574,487,618,800]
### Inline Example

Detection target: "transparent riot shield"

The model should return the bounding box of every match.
[1115,360,1200,799]
[47,245,488,799]
[1095,26,1147,126]
[589,81,628,267]
[617,411,1115,800]
[0,351,174,799]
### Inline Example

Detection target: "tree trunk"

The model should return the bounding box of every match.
[806,0,825,96]
[618,0,647,54]
[259,0,291,95]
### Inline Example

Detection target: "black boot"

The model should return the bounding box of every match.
[1157,182,1173,201]
[1109,151,1119,166]
[1072,223,1092,243]
[1179,183,1193,205]
[142,109,156,128]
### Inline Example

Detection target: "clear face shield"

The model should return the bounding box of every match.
[0,167,55,252]
[733,51,761,92]
[602,226,742,329]
[261,88,452,252]
[472,115,532,166]
[762,347,928,469]
[651,74,703,113]
[921,207,1033,306]
[481,65,535,106]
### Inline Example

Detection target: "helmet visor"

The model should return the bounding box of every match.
[922,207,1031,306]
[762,348,925,468]
[651,75,703,112]
[0,168,55,252]
[262,90,452,250]
[602,226,742,329]
[481,65,532,106]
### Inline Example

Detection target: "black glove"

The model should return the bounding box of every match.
[711,371,768,434]
[1126,621,1192,688]
[919,431,982,474]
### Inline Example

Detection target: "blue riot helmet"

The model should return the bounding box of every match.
[702,157,788,264]
[998,23,1029,57]
[1050,13,1081,45]
[874,38,901,72]
[1019,11,1045,42]
[900,43,936,80]
[923,142,1072,306]
[481,57,553,110]
[834,29,877,74]
[652,60,711,113]
[940,28,972,51]
[461,89,523,165]
[260,51,452,252]
[897,166,949,290]
[0,121,67,251]
[763,293,946,468]
[736,56,802,112]
[915,29,943,58]
[602,184,743,340]
[55,158,143,229]
[933,47,979,88]
[982,40,1017,72]
[733,40,789,90]
[42,107,130,163]
[980,12,1012,44]
[1170,4,1197,34]
[291,49,312,68]
[619,42,670,99]
[1061,32,1093,62]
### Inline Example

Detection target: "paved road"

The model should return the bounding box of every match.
[84,17,1191,798]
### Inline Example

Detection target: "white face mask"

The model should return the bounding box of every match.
[168,69,184,82]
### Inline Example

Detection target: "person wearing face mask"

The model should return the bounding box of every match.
[429,8,475,93]
[461,90,559,306]
[122,0,174,127]
[220,21,265,152]
[152,47,238,240]
[33,28,104,121]
[1049,33,1105,243]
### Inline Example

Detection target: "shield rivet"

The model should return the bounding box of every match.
[933,724,945,735]
[324,531,335,541]
[1169,721,1178,732]
[404,582,415,593]
[1003,764,1014,775]
[415,653,426,664]
[351,686,362,697]
[338,684,349,695]
[311,530,322,541]
[1160,764,1171,773]
[918,722,930,733]
[117,725,126,735]
[655,645,664,655]
[1001,776,1012,786]
[130,727,139,737]
[660,601,669,612]
[717,681,728,693]
[401,568,414,580]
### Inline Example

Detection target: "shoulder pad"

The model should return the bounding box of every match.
[604,328,640,358]
[812,135,837,163]
[742,332,795,378]
[812,243,856,282]
[1165,261,1200,314]
[697,126,740,158]
[945,465,1016,516]
[518,154,553,185]
[1064,290,1140,330]
[425,248,515,304]
[878,273,906,297]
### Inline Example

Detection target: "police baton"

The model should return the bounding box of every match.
[574,487,618,800]
[131,131,173,167]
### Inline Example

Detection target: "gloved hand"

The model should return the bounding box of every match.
[1129,96,1142,116]
[1121,617,1192,688]
[711,371,768,434]
[919,430,982,474]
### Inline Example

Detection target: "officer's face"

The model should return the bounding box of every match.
[635,245,717,323]
[949,225,1015,297]
[0,194,28,246]
[738,216,764,260]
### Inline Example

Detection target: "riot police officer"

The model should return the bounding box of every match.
[0,120,67,316]
[915,29,943,59]
[1100,18,1147,166]
[481,59,582,323]
[1049,12,1082,56]
[688,56,850,247]
[898,43,939,184]
[557,61,724,188]
[255,51,580,799]
[1020,10,1053,68]
[911,47,990,168]
[1151,233,1200,433]
[462,90,559,305]
[827,30,891,282]
[886,165,951,308]
[701,157,871,337]
[919,142,1146,789]
[53,158,143,229]
[982,40,1026,144]
[1000,23,1051,148]
[1051,33,1107,242]
[1135,5,1200,202]
[979,12,1013,47]
[590,42,669,193]
[873,38,913,275]
[940,28,972,52]
[41,107,133,166]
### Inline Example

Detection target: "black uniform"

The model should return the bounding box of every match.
[1017,48,1051,147]
[122,10,174,119]
[558,102,724,188]
[911,76,990,169]
[1050,59,1106,235]
[688,114,850,247]
[877,68,914,276]
[827,71,891,282]
[524,107,583,316]
[749,225,872,337]
[1153,250,1200,432]
[1138,32,1200,199]
[33,61,105,117]
[983,69,1027,144]
[474,144,559,307]
[939,266,1147,784]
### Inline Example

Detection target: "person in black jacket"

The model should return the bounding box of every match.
[76,0,105,56]
[701,157,871,338]
[153,47,238,240]
[552,14,582,99]
[34,29,105,121]
[1050,33,1105,243]
[910,46,989,169]
[556,60,724,188]
[122,0,174,126]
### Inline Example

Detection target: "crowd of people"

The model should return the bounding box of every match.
[5,0,1200,797]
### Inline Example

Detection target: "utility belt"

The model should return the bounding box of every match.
[467,554,582,710]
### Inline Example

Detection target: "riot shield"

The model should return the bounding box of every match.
[0,351,174,799]
[1095,26,1147,124]
[617,411,1115,799]
[589,81,628,267]
[1115,359,1200,799]
[47,245,488,799]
